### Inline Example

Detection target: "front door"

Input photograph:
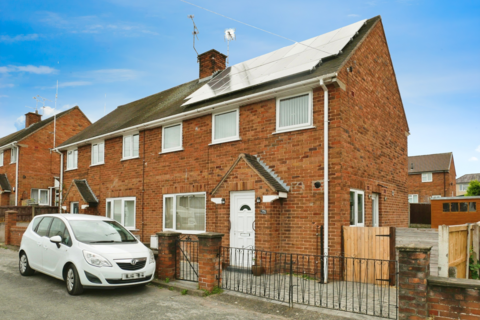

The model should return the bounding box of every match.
[70,202,79,214]
[372,193,379,227]
[230,191,255,250]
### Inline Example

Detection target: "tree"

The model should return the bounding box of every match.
[466,180,480,196]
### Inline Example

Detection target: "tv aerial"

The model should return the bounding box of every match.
[224,28,236,67]
[33,95,52,115]
[188,15,200,58]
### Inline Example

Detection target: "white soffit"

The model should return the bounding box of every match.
[183,19,367,106]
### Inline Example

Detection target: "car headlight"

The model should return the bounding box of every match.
[149,249,155,264]
[83,250,112,267]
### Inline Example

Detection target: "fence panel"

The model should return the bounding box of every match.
[0,206,57,222]
[409,203,431,225]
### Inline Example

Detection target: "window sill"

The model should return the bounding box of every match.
[65,168,78,172]
[121,156,140,162]
[273,125,316,135]
[90,163,104,167]
[209,137,241,146]
[10,162,17,165]
[163,229,206,235]
[159,148,184,155]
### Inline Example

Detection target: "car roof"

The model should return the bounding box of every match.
[35,214,111,221]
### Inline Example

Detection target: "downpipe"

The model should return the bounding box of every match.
[320,79,329,284]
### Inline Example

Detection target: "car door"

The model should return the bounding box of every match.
[29,217,53,271]
[42,218,72,278]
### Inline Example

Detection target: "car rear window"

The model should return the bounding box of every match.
[36,217,53,237]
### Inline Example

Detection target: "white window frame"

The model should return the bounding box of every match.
[31,188,49,206]
[459,184,469,191]
[105,197,136,230]
[421,172,432,182]
[275,91,314,134]
[211,109,240,145]
[431,195,441,199]
[70,202,79,214]
[408,194,419,203]
[350,189,365,227]
[163,192,206,234]
[91,141,105,166]
[0,151,3,166]
[161,122,183,153]
[10,146,18,164]
[122,133,140,160]
[66,148,78,171]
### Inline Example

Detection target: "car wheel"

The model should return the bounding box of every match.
[65,265,84,295]
[19,252,35,276]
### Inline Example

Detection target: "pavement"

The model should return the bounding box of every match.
[0,245,374,319]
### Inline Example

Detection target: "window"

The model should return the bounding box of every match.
[443,203,450,212]
[421,172,432,182]
[70,202,79,214]
[276,92,313,132]
[408,194,419,203]
[460,202,469,212]
[212,109,239,144]
[36,217,53,237]
[123,134,139,159]
[349,189,364,226]
[163,192,206,233]
[31,189,49,205]
[0,151,3,166]
[10,147,18,163]
[459,184,469,191]
[67,149,78,170]
[470,202,477,212]
[431,195,441,199]
[48,218,72,246]
[91,141,105,165]
[106,197,136,229]
[451,203,459,212]
[162,123,183,153]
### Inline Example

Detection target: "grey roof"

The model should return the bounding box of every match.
[0,107,82,148]
[60,16,381,147]
[408,152,453,174]
[74,180,98,206]
[0,174,11,192]
[431,196,480,200]
[457,173,480,184]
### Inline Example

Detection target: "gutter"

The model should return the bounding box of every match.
[319,79,329,284]
[0,141,18,152]
[54,73,340,151]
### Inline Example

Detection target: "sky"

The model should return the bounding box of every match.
[0,0,479,176]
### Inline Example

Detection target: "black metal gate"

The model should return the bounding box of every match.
[176,235,199,282]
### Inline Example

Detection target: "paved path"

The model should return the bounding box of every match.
[396,227,439,276]
[0,247,361,320]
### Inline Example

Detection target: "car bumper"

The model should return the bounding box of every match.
[78,260,156,287]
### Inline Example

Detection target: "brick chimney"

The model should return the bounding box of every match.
[198,49,227,79]
[25,111,42,128]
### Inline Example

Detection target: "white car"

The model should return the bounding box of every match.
[18,214,156,295]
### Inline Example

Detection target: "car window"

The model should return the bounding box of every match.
[48,218,73,247]
[63,228,72,246]
[69,220,137,243]
[31,217,43,231]
[36,217,53,237]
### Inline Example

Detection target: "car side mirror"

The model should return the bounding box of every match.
[50,235,62,248]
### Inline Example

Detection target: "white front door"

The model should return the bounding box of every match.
[372,193,379,227]
[230,191,255,250]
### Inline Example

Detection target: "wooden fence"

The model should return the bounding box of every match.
[0,206,58,223]
[410,203,431,225]
[343,226,396,285]
[438,222,480,279]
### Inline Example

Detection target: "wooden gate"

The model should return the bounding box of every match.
[343,226,396,285]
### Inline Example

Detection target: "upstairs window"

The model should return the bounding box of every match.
[408,194,419,203]
[91,141,105,165]
[459,184,469,191]
[0,151,3,166]
[162,123,183,153]
[67,149,78,170]
[31,189,49,206]
[276,92,312,133]
[212,109,239,144]
[421,172,432,182]
[10,147,18,163]
[123,134,139,160]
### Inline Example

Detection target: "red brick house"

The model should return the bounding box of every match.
[407,152,456,203]
[57,16,409,257]
[0,107,91,207]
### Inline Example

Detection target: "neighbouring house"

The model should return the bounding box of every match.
[56,16,409,257]
[456,173,480,196]
[0,107,91,207]
[407,152,456,203]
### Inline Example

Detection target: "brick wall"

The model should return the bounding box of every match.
[408,170,456,203]
[198,49,227,79]
[9,226,27,246]
[0,148,17,205]
[428,279,480,319]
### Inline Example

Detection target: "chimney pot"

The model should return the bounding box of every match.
[25,112,42,128]
[198,49,227,79]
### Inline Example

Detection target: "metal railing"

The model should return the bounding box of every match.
[219,247,398,319]
[176,235,199,282]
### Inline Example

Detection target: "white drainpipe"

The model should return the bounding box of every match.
[15,144,19,206]
[53,149,63,213]
[320,79,329,283]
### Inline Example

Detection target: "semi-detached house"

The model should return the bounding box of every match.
[56,16,409,257]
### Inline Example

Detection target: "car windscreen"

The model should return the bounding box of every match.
[68,220,137,244]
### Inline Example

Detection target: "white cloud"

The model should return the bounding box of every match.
[37,81,92,89]
[15,115,25,130]
[476,145,480,152]
[0,34,39,43]
[469,157,479,161]
[76,69,140,82]
[348,14,360,17]
[0,65,58,74]
[0,83,14,88]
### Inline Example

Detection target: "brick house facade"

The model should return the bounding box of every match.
[407,152,456,204]
[58,16,409,256]
[0,107,91,207]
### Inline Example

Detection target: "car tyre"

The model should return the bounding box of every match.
[65,265,84,295]
[19,252,35,276]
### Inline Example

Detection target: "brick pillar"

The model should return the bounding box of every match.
[5,210,18,245]
[397,244,432,320]
[156,231,181,281]
[197,232,224,292]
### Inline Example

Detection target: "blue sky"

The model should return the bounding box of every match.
[0,0,479,176]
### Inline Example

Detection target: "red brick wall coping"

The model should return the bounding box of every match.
[428,276,480,290]
[196,232,225,239]
[156,231,182,238]
[396,244,433,252]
